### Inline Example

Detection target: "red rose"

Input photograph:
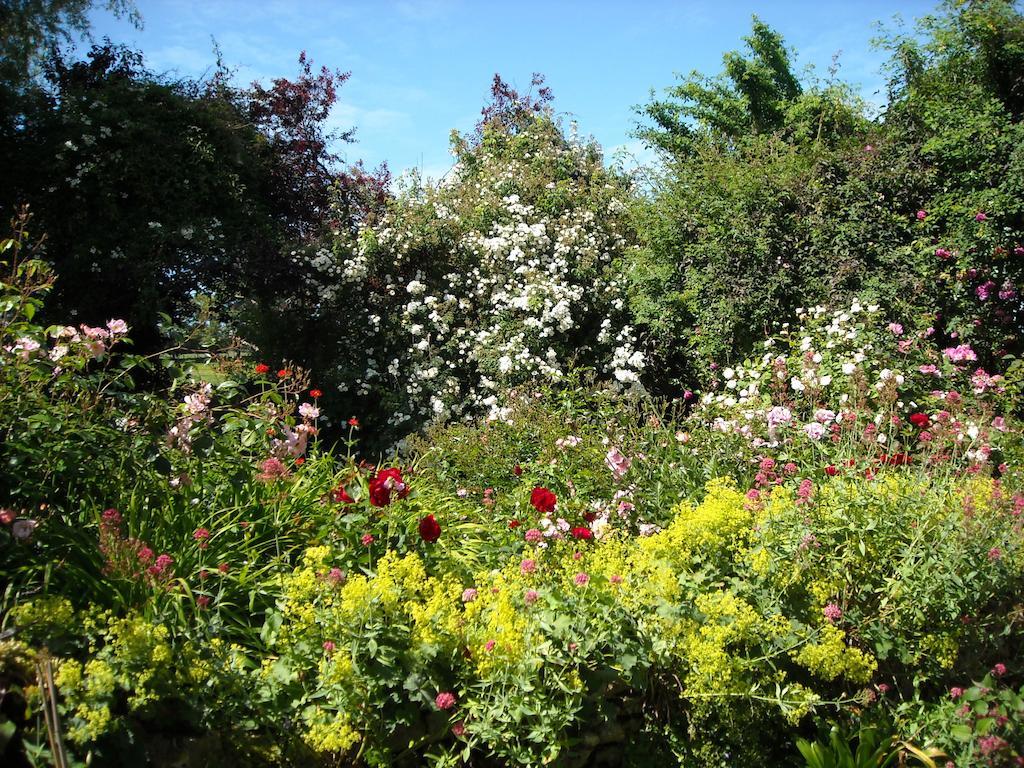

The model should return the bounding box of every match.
[824,465,839,476]
[254,363,270,374]
[419,514,441,543]
[508,519,521,529]
[530,487,557,514]
[331,486,354,504]
[909,413,929,428]
[570,526,593,540]
[369,467,409,507]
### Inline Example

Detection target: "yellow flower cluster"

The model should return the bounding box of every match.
[792,624,876,684]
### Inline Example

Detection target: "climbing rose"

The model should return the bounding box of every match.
[530,487,557,514]
[418,514,441,543]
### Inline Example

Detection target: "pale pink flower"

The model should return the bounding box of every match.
[604,447,631,481]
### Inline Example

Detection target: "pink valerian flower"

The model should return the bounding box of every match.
[916,210,927,220]
[361,533,374,546]
[520,559,537,575]
[322,641,336,653]
[524,528,543,544]
[196,595,210,609]
[435,691,457,711]
[783,462,799,476]
[298,402,320,419]
[605,447,631,481]
[327,567,344,584]
[524,589,539,605]
[988,547,1002,561]
[461,588,478,603]
[192,527,211,548]
[796,479,814,505]
[992,663,1007,677]
[977,735,1009,757]
[574,572,590,586]
[943,344,977,363]
[949,686,965,699]
[451,721,466,737]
[823,603,843,623]
[258,457,290,482]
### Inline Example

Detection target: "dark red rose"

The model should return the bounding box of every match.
[824,465,839,477]
[570,526,593,540]
[369,467,409,507]
[909,413,930,428]
[508,519,521,529]
[419,514,441,543]
[530,487,557,514]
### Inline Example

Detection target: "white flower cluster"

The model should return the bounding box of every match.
[308,119,645,428]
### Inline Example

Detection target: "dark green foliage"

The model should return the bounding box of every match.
[632,2,1024,389]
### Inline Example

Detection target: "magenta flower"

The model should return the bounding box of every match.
[823,603,843,623]
[574,572,590,586]
[975,211,988,222]
[992,663,1007,677]
[524,528,543,544]
[950,686,964,699]
[461,588,478,603]
[520,559,537,575]
[916,210,927,220]
[524,589,539,605]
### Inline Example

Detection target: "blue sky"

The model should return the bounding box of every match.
[86,1,938,179]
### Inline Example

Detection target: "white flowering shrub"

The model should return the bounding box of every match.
[298,116,644,440]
